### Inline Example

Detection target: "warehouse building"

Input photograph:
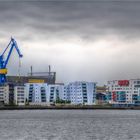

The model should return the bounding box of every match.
[6,73,56,85]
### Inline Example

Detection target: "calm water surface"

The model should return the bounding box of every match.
[0,110,140,140]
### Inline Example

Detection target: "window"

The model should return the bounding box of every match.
[134,91,138,93]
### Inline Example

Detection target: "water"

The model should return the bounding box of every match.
[0,110,140,140]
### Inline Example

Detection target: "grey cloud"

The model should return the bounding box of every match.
[0,1,139,42]
[0,1,140,84]
[1,2,140,39]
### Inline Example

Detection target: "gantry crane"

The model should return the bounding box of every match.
[0,38,23,84]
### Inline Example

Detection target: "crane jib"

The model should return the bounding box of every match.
[0,38,23,84]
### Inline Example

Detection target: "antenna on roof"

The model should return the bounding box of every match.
[30,66,33,76]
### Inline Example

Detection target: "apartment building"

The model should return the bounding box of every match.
[25,83,65,105]
[46,84,64,103]
[0,81,97,106]
[65,82,96,105]
[25,83,48,105]
[0,84,9,105]
[107,79,140,104]
[14,85,26,106]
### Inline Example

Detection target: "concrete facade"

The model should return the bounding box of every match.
[25,83,65,105]
[107,79,140,104]
[0,85,9,105]
[0,81,97,106]
[65,82,96,105]
[25,82,96,105]
[47,84,64,104]
[14,85,26,106]
[25,83,48,105]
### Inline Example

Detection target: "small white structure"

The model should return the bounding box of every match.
[14,85,26,106]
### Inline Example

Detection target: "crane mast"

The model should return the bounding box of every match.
[0,38,23,84]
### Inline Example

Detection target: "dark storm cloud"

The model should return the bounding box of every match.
[0,1,140,41]
[0,0,140,84]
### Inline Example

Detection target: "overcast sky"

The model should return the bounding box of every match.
[0,0,140,85]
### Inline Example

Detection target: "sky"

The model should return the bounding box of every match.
[0,0,140,85]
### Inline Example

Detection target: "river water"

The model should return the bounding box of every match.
[0,110,140,140]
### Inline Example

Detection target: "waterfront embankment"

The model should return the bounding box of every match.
[0,105,140,110]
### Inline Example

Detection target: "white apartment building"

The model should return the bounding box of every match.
[17,81,96,106]
[25,83,65,105]
[107,79,140,104]
[47,84,64,103]
[14,85,26,106]
[65,82,96,105]
[25,83,48,105]
[0,84,9,105]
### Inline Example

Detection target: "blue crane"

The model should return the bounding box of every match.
[0,38,23,84]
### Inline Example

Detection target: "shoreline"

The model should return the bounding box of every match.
[0,106,140,110]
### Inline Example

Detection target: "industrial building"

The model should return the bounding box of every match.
[6,72,56,85]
